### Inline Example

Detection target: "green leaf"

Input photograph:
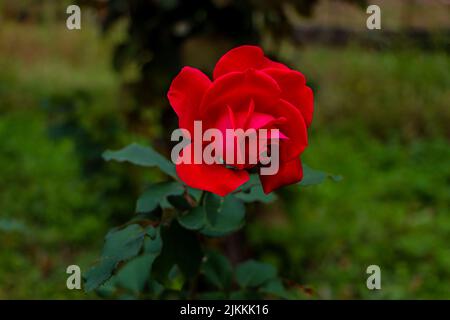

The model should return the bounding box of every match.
[299,163,342,187]
[103,143,176,178]
[187,188,203,202]
[178,206,205,230]
[148,280,165,297]
[202,251,233,291]
[235,175,277,203]
[84,224,146,292]
[115,254,156,294]
[204,192,221,217]
[102,224,145,260]
[260,278,291,299]
[146,225,157,238]
[236,260,277,289]
[95,277,117,298]
[176,193,246,236]
[144,226,163,255]
[201,194,246,237]
[136,181,184,213]
[134,207,162,222]
[114,225,163,294]
[84,259,117,292]
[164,265,186,291]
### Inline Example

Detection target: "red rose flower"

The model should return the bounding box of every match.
[168,45,313,196]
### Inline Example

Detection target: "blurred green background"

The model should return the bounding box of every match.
[0,0,449,299]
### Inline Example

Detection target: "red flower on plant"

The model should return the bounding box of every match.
[168,45,314,196]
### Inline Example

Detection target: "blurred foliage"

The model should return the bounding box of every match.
[287,47,450,141]
[0,110,101,299]
[77,0,367,139]
[248,134,450,299]
[0,0,449,299]
[0,11,158,298]
[0,110,102,242]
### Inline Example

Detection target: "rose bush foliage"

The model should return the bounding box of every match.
[84,46,338,299]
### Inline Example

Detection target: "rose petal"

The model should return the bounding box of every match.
[176,161,249,197]
[298,86,314,128]
[257,98,308,160]
[200,69,281,119]
[246,112,286,131]
[263,68,314,127]
[260,157,303,194]
[213,45,288,80]
[167,66,211,132]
